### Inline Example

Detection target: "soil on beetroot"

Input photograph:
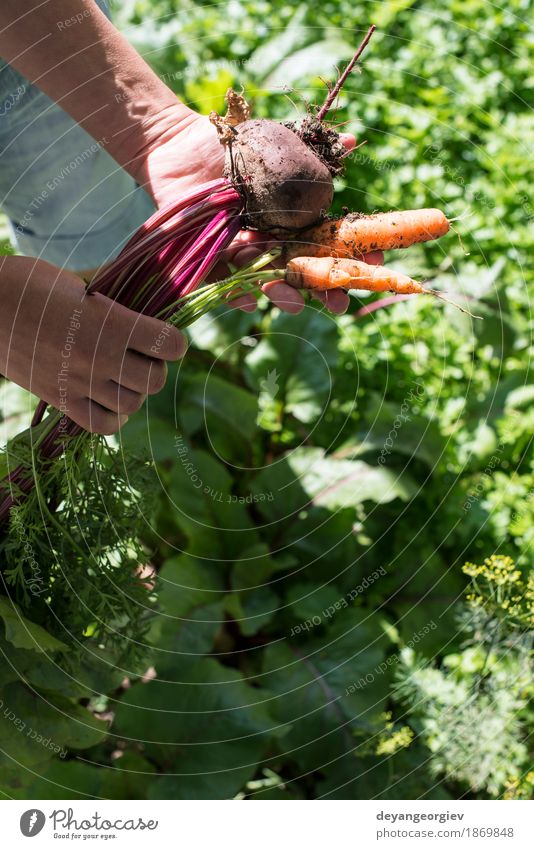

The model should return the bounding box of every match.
[286,117,348,176]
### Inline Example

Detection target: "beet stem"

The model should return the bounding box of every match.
[316,25,377,122]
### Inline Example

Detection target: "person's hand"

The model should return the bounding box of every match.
[134,108,379,316]
[138,110,225,209]
[0,257,186,434]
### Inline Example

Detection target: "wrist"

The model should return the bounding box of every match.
[114,101,196,187]
[0,256,34,334]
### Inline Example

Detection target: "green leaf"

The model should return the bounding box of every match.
[471,301,517,358]
[261,608,390,784]
[185,68,235,114]
[179,372,258,441]
[153,555,227,658]
[294,451,415,510]
[251,447,415,521]
[468,370,532,424]
[286,581,341,623]
[120,416,179,463]
[0,631,127,700]
[185,305,256,356]
[115,659,279,749]
[269,507,363,589]
[25,751,156,800]
[248,6,310,81]
[505,385,534,411]
[231,543,297,588]
[374,0,420,29]
[0,597,68,654]
[146,738,265,800]
[245,308,339,424]
[167,445,258,557]
[335,396,446,469]
[225,587,278,636]
[0,682,107,775]
[25,646,130,700]
[225,544,287,637]
[158,554,225,619]
[114,657,281,799]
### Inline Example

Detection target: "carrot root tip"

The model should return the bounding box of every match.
[448,221,470,256]
[423,288,482,319]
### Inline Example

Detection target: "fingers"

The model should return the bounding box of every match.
[339,132,356,151]
[306,253,381,315]
[69,398,128,436]
[111,352,168,395]
[146,359,168,394]
[262,281,305,314]
[211,232,279,283]
[361,250,384,266]
[127,315,187,361]
[223,231,278,268]
[230,292,257,312]
[70,357,168,434]
[95,297,186,361]
[261,282,349,315]
[312,289,350,314]
[216,227,384,318]
[232,245,266,268]
[90,380,146,417]
[232,280,353,316]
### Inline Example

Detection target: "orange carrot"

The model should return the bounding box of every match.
[283,208,450,261]
[285,256,427,292]
[285,256,479,316]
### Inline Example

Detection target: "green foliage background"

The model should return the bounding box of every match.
[0,0,532,800]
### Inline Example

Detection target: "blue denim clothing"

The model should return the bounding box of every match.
[0,0,155,270]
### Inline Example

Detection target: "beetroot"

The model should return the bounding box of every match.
[224,119,334,233]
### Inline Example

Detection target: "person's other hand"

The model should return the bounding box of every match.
[0,257,186,434]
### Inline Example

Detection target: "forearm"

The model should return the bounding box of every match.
[0,1,193,179]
